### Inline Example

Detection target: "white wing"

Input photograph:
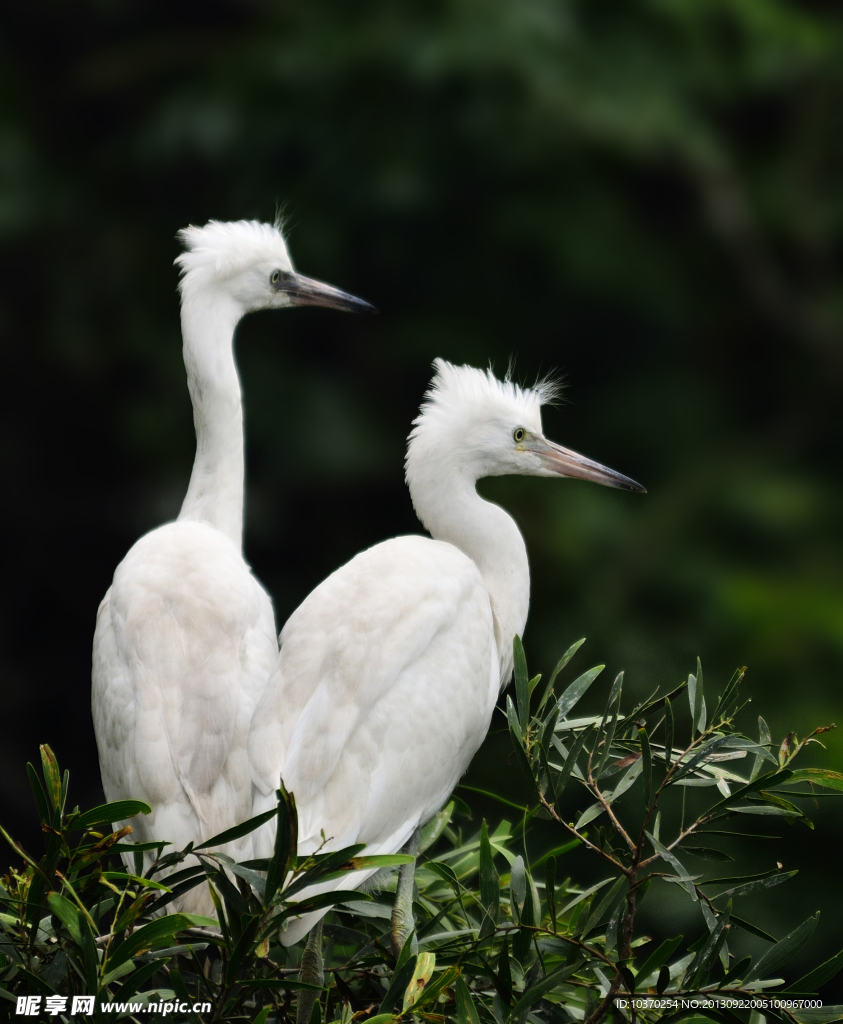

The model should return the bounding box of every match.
[92,520,277,910]
[248,534,498,941]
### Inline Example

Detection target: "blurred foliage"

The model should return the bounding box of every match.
[3,646,843,1022]
[1,0,842,992]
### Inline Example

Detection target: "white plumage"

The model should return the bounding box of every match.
[248,359,643,943]
[92,219,373,913]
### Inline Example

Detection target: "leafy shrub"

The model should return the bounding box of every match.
[1,640,841,1023]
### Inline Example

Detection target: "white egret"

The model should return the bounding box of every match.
[248,358,644,950]
[92,219,374,914]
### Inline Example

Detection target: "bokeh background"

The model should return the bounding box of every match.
[2,0,842,990]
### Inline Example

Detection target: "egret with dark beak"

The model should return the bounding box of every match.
[92,219,375,916]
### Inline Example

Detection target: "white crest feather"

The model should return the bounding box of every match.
[175,219,293,291]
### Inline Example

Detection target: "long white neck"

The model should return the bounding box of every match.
[176,287,246,547]
[408,460,529,687]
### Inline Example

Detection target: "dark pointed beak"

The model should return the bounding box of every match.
[531,438,646,492]
[278,272,377,313]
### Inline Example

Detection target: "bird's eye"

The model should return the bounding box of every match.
[270,269,281,285]
[513,428,525,443]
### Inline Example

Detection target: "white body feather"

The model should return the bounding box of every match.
[249,360,554,943]
[91,220,371,914]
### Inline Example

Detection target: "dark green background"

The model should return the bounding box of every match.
[2,0,841,989]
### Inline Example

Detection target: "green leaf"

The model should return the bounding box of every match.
[692,659,706,733]
[479,820,500,932]
[509,726,540,798]
[556,665,604,720]
[47,893,83,946]
[686,902,731,989]
[664,699,675,768]
[721,955,753,987]
[347,854,414,870]
[636,934,684,984]
[104,913,201,972]
[596,673,623,779]
[194,806,279,851]
[580,875,626,938]
[265,786,297,905]
[646,832,697,901]
[790,1008,843,1024]
[536,639,585,717]
[419,803,454,854]
[509,855,526,918]
[225,914,262,984]
[546,638,586,692]
[640,727,652,806]
[711,666,746,724]
[278,890,371,921]
[545,855,557,932]
[513,635,530,732]
[745,912,820,983]
[715,870,797,900]
[506,695,524,748]
[619,680,687,730]
[751,717,772,782]
[783,769,843,792]
[25,763,49,826]
[790,949,843,993]
[730,915,776,943]
[74,800,151,831]
[455,976,481,1024]
[409,966,461,1012]
[553,726,591,798]
[113,958,166,1002]
[681,846,735,862]
[707,769,795,814]
[380,950,418,1015]
[458,785,529,814]
[672,735,733,782]
[577,756,643,828]
[40,745,62,813]
[731,804,804,818]
[508,962,581,1019]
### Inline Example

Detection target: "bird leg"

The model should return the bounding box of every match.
[296,918,324,1024]
[390,827,421,958]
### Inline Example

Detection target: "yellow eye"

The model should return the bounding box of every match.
[513,428,525,443]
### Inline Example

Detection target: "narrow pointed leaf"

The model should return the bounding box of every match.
[553,727,591,798]
[557,665,604,720]
[664,699,674,768]
[74,800,151,831]
[636,934,683,984]
[646,832,697,901]
[379,952,419,1015]
[546,855,557,932]
[745,913,820,983]
[479,820,500,930]
[265,786,297,905]
[455,976,481,1024]
[715,869,797,900]
[790,948,843,993]
[547,638,586,691]
[782,769,843,792]
[513,636,530,732]
[751,717,772,782]
[640,727,652,806]
[509,963,581,1018]
[194,806,279,851]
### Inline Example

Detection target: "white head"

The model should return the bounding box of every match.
[406,358,645,491]
[175,219,375,317]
